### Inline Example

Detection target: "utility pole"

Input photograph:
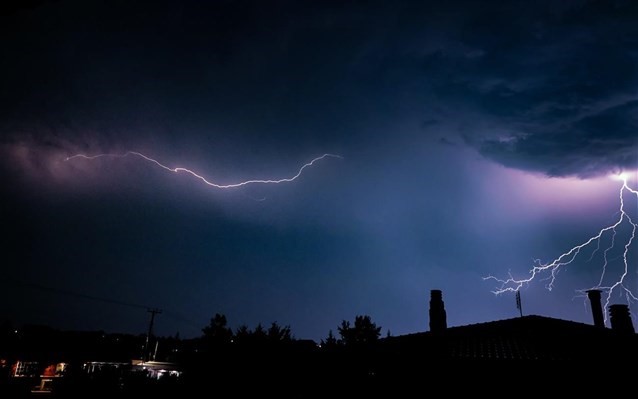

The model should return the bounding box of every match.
[144,308,162,362]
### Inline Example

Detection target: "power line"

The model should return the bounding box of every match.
[2,275,204,334]
[3,276,152,310]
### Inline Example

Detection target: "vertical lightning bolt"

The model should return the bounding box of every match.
[484,172,638,324]
[65,151,342,188]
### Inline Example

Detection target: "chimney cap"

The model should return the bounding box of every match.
[608,304,635,334]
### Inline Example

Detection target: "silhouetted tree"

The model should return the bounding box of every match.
[252,323,267,343]
[230,321,294,350]
[234,324,250,344]
[202,313,232,345]
[233,323,268,345]
[320,329,339,349]
[267,322,292,342]
[337,315,381,346]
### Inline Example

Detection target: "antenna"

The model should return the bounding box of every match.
[515,290,523,317]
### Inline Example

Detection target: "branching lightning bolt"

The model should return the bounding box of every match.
[483,173,638,324]
[65,151,342,189]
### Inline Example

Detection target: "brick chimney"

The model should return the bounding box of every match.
[608,304,635,334]
[586,289,605,328]
[429,289,447,333]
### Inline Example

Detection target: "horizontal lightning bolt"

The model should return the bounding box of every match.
[65,151,342,189]
[484,172,638,324]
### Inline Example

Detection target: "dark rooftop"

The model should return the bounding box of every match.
[382,315,638,361]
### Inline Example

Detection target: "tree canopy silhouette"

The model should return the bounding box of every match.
[320,329,339,349]
[337,315,381,346]
[201,313,232,345]
[267,322,292,342]
[200,315,294,349]
[233,322,292,345]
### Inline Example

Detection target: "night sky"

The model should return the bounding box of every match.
[2,0,637,341]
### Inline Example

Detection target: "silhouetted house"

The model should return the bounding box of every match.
[386,314,637,361]
[379,289,638,365]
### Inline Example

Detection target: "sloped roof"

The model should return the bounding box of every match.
[383,315,637,360]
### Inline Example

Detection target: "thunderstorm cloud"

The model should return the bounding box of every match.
[415,0,638,178]
[3,0,637,179]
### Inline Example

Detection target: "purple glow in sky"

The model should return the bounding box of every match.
[485,171,638,325]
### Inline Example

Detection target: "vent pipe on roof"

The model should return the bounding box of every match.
[609,304,635,334]
[586,289,605,328]
[429,289,447,333]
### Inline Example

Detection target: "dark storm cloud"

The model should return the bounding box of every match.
[3,1,637,180]
[411,0,638,177]
[263,0,637,178]
[479,100,638,177]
